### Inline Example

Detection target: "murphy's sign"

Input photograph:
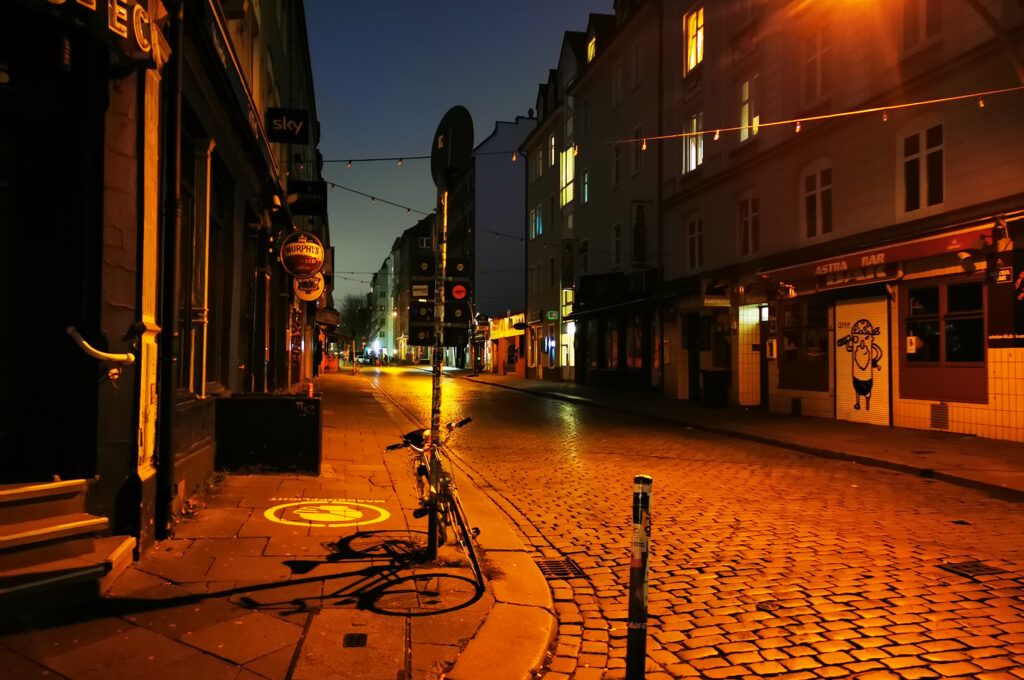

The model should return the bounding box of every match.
[266,108,310,144]
[279,231,324,278]
[23,0,156,63]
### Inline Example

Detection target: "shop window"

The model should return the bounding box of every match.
[778,297,829,391]
[902,279,986,402]
[626,313,643,369]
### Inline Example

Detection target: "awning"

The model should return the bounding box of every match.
[758,222,997,291]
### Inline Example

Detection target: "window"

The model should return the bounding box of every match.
[630,42,642,89]
[803,27,831,106]
[740,76,759,141]
[903,124,943,213]
[535,150,543,179]
[531,203,543,239]
[580,98,589,135]
[803,165,833,239]
[739,196,759,256]
[564,96,574,139]
[549,195,557,231]
[903,0,941,52]
[688,218,703,270]
[549,257,556,287]
[684,6,704,74]
[684,112,703,173]
[417,236,431,249]
[613,61,624,106]
[580,239,589,274]
[582,170,590,205]
[548,134,556,167]
[632,204,647,265]
[631,126,643,174]
[559,147,575,206]
[529,209,537,239]
[902,279,986,402]
[778,298,829,391]
[587,36,596,62]
[613,144,622,186]
[613,224,622,265]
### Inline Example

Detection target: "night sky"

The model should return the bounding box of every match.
[304,0,614,302]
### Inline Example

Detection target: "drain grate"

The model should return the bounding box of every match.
[536,558,587,579]
[343,633,368,648]
[937,561,1007,578]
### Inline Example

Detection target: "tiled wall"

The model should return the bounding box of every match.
[737,305,761,406]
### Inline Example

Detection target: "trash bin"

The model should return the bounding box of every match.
[215,394,321,473]
[700,369,730,408]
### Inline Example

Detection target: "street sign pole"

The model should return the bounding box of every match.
[626,474,653,680]
[427,188,447,561]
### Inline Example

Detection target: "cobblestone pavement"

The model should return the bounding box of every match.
[369,368,1024,680]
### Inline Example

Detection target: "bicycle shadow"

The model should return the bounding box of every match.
[238,530,484,617]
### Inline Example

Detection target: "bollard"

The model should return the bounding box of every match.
[626,474,652,680]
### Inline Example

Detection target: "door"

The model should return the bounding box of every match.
[834,297,890,425]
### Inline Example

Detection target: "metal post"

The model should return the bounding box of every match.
[427,189,448,561]
[626,474,653,680]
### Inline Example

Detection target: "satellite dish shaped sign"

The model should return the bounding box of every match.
[280,231,324,278]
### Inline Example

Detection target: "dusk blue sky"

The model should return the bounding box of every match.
[304,1,614,302]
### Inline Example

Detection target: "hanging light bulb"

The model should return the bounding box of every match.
[512,151,518,162]
[795,121,801,133]
[882,111,888,122]
[330,184,335,191]
[713,129,720,141]
[573,144,579,156]
[371,197,376,204]
[641,138,647,151]
[978,97,985,108]
[407,209,411,215]
[397,158,403,166]
[347,161,352,168]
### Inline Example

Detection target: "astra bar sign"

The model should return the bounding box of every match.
[280,231,324,278]
[266,108,310,144]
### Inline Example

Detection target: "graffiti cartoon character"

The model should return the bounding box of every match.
[837,319,883,410]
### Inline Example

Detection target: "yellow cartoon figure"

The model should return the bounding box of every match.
[837,318,883,411]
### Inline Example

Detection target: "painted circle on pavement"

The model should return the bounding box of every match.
[263,500,390,527]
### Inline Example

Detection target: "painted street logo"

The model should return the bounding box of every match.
[264,498,390,528]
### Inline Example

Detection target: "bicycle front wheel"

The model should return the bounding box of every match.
[443,487,483,588]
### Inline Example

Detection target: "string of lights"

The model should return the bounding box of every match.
[315,85,1024,223]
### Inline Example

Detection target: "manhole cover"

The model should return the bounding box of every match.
[937,561,1007,578]
[343,633,368,648]
[536,558,586,579]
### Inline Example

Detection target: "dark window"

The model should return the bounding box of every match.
[777,297,829,391]
[902,279,986,402]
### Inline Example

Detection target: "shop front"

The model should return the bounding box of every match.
[489,313,526,377]
[755,216,1024,441]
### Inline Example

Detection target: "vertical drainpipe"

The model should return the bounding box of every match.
[655,0,665,392]
[156,0,183,539]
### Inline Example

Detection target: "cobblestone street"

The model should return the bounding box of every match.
[371,368,1024,680]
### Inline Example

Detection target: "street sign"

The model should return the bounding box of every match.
[431,106,474,190]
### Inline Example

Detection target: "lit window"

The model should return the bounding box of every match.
[559,148,575,206]
[582,170,590,204]
[739,196,759,256]
[903,123,943,213]
[684,112,703,173]
[549,134,556,167]
[740,76,759,141]
[803,165,833,239]
[684,7,704,74]
[587,36,596,62]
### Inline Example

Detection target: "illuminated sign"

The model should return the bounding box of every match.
[27,0,155,62]
[266,108,310,144]
[279,231,325,278]
[293,272,325,302]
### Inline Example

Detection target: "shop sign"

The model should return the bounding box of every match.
[490,313,526,339]
[988,249,1024,348]
[702,296,731,307]
[266,107,310,144]
[280,231,324,278]
[293,272,325,302]
[288,179,327,216]
[22,0,155,65]
[816,263,902,290]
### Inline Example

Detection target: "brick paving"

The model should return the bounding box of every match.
[373,368,1024,680]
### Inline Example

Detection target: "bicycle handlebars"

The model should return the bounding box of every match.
[385,418,472,452]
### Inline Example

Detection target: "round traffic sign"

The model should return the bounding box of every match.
[451,283,467,300]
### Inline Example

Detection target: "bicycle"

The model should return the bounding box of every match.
[386,417,483,587]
